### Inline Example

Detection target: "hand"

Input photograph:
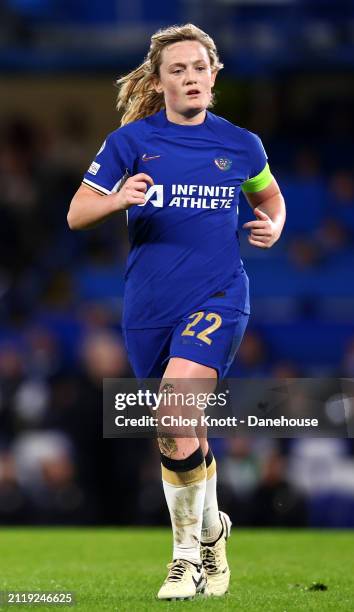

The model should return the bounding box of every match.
[115,173,154,211]
[242,207,278,249]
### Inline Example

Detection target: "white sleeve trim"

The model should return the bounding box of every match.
[83,173,126,195]
[82,179,111,195]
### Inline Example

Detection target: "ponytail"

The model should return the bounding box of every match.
[116,60,164,126]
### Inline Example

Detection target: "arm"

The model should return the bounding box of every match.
[242,177,286,248]
[67,173,154,230]
[67,184,121,230]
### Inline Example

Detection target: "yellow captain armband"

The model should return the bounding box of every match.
[241,163,273,194]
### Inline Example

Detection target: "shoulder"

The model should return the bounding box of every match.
[109,112,161,141]
[99,113,162,162]
[208,112,263,147]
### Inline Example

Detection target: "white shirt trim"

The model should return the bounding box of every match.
[82,179,110,195]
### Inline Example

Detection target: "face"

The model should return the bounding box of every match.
[154,40,217,121]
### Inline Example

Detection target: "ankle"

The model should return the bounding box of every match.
[201,518,223,544]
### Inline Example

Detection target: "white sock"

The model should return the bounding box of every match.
[163,478,206,564]
[201,470,222,543]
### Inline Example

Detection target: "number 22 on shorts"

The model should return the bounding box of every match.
[181,311,222,345]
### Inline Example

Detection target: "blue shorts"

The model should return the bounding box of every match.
[122,293,249,379]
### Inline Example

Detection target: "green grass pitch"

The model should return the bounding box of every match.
[0,528,353,611]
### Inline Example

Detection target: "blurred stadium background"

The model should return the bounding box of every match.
[0,0,354,530]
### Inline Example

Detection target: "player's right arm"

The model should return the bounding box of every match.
[67,173,154,230]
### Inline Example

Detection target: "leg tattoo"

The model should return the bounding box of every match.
[158,436,178,458]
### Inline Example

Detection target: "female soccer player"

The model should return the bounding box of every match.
[68,23,286,600]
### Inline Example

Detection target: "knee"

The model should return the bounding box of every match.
[158,436,199,460]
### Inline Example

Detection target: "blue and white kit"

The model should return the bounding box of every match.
[83,109,272,378]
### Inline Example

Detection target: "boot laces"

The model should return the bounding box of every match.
[201,545,221,575]
[166,560,192,582]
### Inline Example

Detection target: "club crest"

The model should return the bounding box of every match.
[214,157,232,171]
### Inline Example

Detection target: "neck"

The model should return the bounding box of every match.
[165,108,206,126]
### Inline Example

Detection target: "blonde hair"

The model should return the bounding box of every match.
[116,23,223,126]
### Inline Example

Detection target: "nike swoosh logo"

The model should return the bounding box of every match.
[142,153,161,161]
[192,575,203,588]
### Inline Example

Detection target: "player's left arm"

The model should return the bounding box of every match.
[242,176,286,249]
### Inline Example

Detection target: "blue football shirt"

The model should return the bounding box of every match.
[83,110,270,329]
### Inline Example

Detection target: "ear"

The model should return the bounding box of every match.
[152,76,163,94]
[211,70,217,88]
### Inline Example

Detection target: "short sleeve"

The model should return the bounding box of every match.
[241,131,272,194]
[247,131,268,178]
[82,129,134,195]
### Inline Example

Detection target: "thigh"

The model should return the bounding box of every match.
[164,308,249,380]
[163,357,217,379]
